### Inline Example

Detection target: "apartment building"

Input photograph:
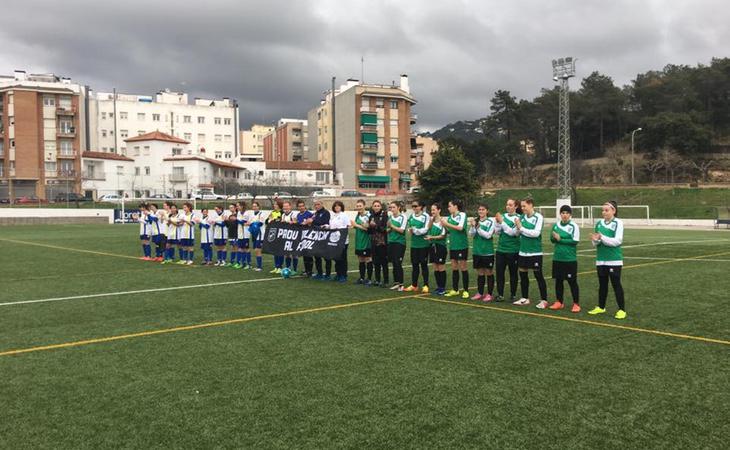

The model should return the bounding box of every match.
[262,118,308,163]
[411,135,438,186]
[0,70,88,199]
[239,124,274,161]
[89,89,239,160]
[307,75,417,193]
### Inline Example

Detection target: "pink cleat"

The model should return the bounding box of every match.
[471,293,483,301]
[482,294,494,302]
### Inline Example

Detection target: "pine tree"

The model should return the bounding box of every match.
[418,142,480,208]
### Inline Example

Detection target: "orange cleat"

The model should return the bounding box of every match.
[571,303,581,313]
[403,285,418,292]
[548,301,564,310]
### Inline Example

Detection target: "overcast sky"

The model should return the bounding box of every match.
[1,0,728,131]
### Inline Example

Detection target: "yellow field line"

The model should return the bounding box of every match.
[0,294,416,358]
[0,238,139,261]
[416,296,730,346]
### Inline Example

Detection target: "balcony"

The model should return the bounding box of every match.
[56,106,77,116]
[360,124,377,133]
[57,151,77,159]
[82,171,105,181]
[57,127,76,137]
[170,174,188,182]
[45,171,57,178]
[360,162,378,171]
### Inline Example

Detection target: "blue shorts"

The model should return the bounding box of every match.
[167,239,179,245]
[152,235,164,244]
[200,241,212,248]
[140,234,150,241]
[214,238,226,246]
[237,238,250,249]
[252,239,263,249]
[180,239,194,247]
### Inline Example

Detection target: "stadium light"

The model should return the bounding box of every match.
[553,56,576,201]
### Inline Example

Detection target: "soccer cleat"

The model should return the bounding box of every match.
[176,260,186,265]
[356,278,364,285]
[404,285,418,292]
[461,291,470,299]
[444,290,460,297]
[321,275,331,281]
[254,267,262,272]
[587,307,606,315]
[471,293,483,301]
[363,280,372,287]
[494,295,504,303]
[548,301,564,310]
[614,310,627,320]
[571,303,581,313]
[232,263,241,269]
[187,260,194,265]
[270,268,278,274]
[535,300,549,309]
[397,285,404,292]
[513,298,530,306]
[389,283,402,290]
[421,285,429,294]
[435,288,447,296]
[155,257,164,262]
[482,294,494,302]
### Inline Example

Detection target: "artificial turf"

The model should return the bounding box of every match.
[0,224,728,449]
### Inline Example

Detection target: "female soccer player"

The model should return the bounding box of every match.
[267,200,284,274]
[296,200,315,277]
[549,205,581,312]
[248,201,265,271]
[330,200,350,282]
[404,200,430,293]
[424,203,448,295]
[387,201,407,290]
[311,199,331,280]
[163,204,179,264]
[469,203,496,301]
[212,205,228,266]
[513,198,548,308]
[236,202,250,269]
[147,203,165,261]
[281,200,299,275]
[178,202,195,265]
[589,201,626,319]
[368,200,389,287]
[494,198,521,302]
[352,199,373,285]
[199,208,214,265]
[442,199,469,299]
[137,203,152,260]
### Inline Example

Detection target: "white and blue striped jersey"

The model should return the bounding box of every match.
[199,215,213,244]
[212,211,227,240]
[147,211,163,236]
[246,210,264,240]
[138,212,151,236]
[236,211,247,239]
[167,212,179,239]
[178,212,195,240]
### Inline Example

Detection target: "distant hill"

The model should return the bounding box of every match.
[421,118,490,142]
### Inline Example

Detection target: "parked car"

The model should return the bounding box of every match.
[273,191,293,199]
[14,196,47,204]
[0,198,11,204]
[54,192,89,202]
[190,189,226,200]
[340,190,365,197]
[228,192,254,201]
[311,190,335,198]
[98,194,122,202]
[148,193,173,200]
[375,189,393,196]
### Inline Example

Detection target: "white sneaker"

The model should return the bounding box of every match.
[535,300,549,309]
[513,298,530,306]
[186,260,194,265]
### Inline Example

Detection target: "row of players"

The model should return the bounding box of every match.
[135,197,627,319]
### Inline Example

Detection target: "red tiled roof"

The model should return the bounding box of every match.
[162,156,243,169]
[264,161,333,170]
[82,151,134,161]
[125,130,189,144]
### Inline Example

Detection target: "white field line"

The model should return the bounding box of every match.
[2,238,729,308]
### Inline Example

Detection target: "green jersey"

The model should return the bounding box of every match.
[428,221,447,247]
[354,212,371,251]
[550,220,579,262]
[447,212,468,250]
[594,218,624,266]
[497,212,521,254]
[388,214,407,245]
[407,212,431,249]
[471,217,496,256]
[518,212,544,256]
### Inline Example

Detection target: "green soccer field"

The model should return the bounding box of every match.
[0,224,729,449]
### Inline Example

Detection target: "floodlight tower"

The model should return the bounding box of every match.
[552,57,576,202]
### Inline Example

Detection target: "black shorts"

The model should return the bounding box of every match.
[473,254,495,269]
[518,255,543,270]
[450,248,469,261]
[597,265,622,277]
[355,248,372,257]
[410,247,429,264]
[552,261,578,280]
[429,245,447,264]
[387,242,406,264]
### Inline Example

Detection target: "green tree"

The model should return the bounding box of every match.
[418,142,480,208]
[575,72,626,155]
[640,112,712,155]
[488,90,518,141]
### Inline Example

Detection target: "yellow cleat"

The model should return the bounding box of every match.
[421,285,430,294]
[444,290,460,297]
[461,290,470,299]
[614,310,627,320]
[587,307,606,315]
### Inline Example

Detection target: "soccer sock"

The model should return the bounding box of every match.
[374,264,381,283]
[383,263,389,284]
[246,252,252,265]
[461,270,469,291]
[598,275,609,308]
[179,248,184,260]
[285,257,291,268]
[534,270,547,301]
[237,252,243,264]
[610,272,625,310]
[520,271,530,298]
[568,278,580,304]
[412,262,420,287]
[438,271,447,289]
[496,257,505,296]
[144,244,151,257]
[293,258,299,271]
[452,270,459,291]
[366,261,373,280]
[555,279,564,302]
[359,262,366,279]
[487,275,494,295]
[188,250,194,261]
[421,262,429,286]
[230,251,236,263]
[256,256,262,269]
[477,275,485,295]
[509,262,519,297]
[222,250,227,262]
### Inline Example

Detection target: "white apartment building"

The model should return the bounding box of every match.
[89,89,239,160]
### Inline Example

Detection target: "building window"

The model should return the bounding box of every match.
[172,167,184,178]
[60,161,74,174]
[43,96,56,107]
[198,133,205,142]
[134,146,140,156]
[183,115,191,123]
[197,116,205,124]
[358,181,387,190]
[390,138,399,145]
[214,117,221,125]
[225,152,232,159]
[224,118,231,125]
[137,130,145,136]
[215,152,222,159]
[172,148,182,156]
[101,112,107,119]
[120,111,128,120]
[184,133,192,140]
[390,156,398,163]
[135,167,140,175]
[45,161,57,172]
[116,166,124,176]
[390,119,398,126]
[316,172,329,184]
[152,113,160,121]
[60,140,73,154]
[102,130,107,138]
[214,134,222,142]
[390,100,398,109]
[109,112,114,119]
[120,130,128,138]
[376,98,384,108]
[145,166,150,175]
[137,113,145,121]
[143,146,150,155]
[224,134,231,143]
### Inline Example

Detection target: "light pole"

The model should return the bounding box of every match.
[631,127,642,185]
[552,57,576,202]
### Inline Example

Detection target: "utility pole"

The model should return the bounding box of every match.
[552,57,576,203]
[631,127,642,185]
[331,76,337,185]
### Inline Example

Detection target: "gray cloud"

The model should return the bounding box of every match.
[1,0,728,130]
